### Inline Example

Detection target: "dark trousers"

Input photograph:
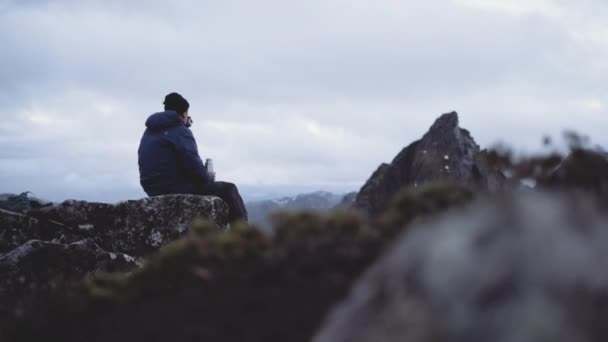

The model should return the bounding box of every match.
[192,181,248,223]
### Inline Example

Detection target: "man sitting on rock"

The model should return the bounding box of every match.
[138,92,248,222]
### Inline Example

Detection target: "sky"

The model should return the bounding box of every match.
[0,0,607,202]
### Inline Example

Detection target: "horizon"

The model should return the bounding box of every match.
[2,183,359,204]
[1,0,607,203]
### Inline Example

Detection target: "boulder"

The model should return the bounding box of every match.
[0,239,136,302]
[0,194,228,310]
[353,112,506,216]
[4,194,229,257]
[0,209,39,254]
[315,191,608,342]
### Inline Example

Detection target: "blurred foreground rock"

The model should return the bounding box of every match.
[315,191,608,342]
[354,112,506,216]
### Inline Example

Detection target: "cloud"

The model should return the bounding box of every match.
[0,0,607,201]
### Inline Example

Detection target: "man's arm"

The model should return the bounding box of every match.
[174,127,212,184]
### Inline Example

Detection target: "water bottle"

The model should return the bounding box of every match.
[205,158,215,182]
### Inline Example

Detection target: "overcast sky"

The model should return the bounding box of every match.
[1,0,607,202]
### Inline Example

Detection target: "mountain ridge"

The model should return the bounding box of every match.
[246,190,346,229]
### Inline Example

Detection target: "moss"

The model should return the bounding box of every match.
[85,236,198,302]
[377,182,476,239]
[272,209,371,244]
[539,148,608,196]
[84,219,273,304]
[189,218,219,235]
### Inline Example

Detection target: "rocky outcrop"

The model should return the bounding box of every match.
[2,194,229,257]
[335,191,358,209]
[0,239,136,298]
[0,209,39,254]
[315,191,608,342]
[0,194,229,307]
[353,112,506,216]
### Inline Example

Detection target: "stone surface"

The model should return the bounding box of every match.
[0,238,136,281]
[0,209,39,254]
[353,112,506,216]
[0,194,229,307]
[336,192,358,209]
[474,150,509,191]
[315,191,608,342]
[0,239,136,303]
[6,194,229,257]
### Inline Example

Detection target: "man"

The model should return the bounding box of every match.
[138,92,248,222]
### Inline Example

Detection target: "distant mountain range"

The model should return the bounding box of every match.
[246,191,347,230]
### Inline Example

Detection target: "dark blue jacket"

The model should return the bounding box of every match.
[138,110,211,196]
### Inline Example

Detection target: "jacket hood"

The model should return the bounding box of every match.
[145,111,184,131]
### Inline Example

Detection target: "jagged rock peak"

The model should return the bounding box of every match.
[428,111,459,131]
[353,111,503,217]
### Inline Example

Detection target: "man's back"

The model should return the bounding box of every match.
[138,92,247,222]
[138,110,209,196]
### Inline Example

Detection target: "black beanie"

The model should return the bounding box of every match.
[163,92,190,114]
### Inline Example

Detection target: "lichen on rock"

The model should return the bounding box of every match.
[3,194,229,258]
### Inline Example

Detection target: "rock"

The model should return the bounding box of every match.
[0,238,136,307]
[474,150,509,191]
[335,192,358,209]
[0,195,228,315]
[411,112,478,183]
[353,163,397,217]
[315,191,608,342]
[0,194,228,308]
[0,209,39,254]
[12,194,229,257]
[353,112,506,217]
